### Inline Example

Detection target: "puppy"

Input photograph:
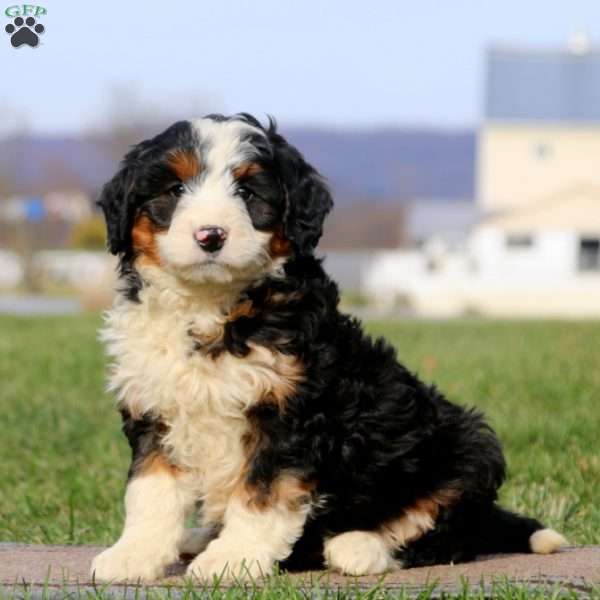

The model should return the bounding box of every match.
[91,113,565,582]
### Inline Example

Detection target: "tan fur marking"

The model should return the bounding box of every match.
[227,299,257,321]
[167,149,200,181]
[269,226,292,258]
[187,326,223,352]
[268,354,304,407]
[413,488,459,517]
[132,214,164,266]
[232,162,263,180]
[271,476,315,512]
[237,475,314,513]
[240,352,303,410]
[267,291,302,304]
[379,488,460,549]
[138,452,181,478]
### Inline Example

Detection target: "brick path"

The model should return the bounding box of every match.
[1,544,599,594]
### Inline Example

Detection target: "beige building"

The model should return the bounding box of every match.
[478,42,600,212]
[475,42,600,279]
[478,125,600,212]
[364,40,600,317]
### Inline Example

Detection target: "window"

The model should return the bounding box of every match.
[505,233,534,249]
[578,238,600,272]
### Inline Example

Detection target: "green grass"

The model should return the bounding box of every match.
[1,577,598,600]
[1,577,599,600]
[1,317,598,553]
[1,314,124,545]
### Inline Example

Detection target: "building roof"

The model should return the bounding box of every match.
[483,185,600,233]
[486,45,600,122]
[408,199,480,245]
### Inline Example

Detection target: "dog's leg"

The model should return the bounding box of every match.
[91,455,193,582]
[186,477,312,581]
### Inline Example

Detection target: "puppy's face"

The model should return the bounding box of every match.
[99,114,332,286]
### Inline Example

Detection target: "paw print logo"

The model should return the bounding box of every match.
[5,16,45,48]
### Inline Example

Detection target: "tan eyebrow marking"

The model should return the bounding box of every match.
[167,149,201,181]
[232,162,262,180]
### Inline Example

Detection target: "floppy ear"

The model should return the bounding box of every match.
[97,121,196,255]
[269,130,333,256]
[97,165,137,255]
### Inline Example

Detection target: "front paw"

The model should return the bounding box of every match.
[186,538,274,582]
[91,540,174,582]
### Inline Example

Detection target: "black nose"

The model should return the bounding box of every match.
[194,227,227,253]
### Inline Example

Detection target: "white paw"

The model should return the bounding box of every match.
[324,531,395,576]
[186,538,274,581]
[90,540,175,582]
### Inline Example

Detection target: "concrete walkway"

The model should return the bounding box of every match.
[1,544,599,594]
[0,295,82,315]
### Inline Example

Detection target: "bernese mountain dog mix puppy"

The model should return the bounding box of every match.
[91,113,565,582]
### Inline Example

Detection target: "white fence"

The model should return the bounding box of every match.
[362,249,600,318]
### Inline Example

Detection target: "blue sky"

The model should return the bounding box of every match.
[2,0,600,135]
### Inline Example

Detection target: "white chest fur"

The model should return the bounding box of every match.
[101,270,299,522]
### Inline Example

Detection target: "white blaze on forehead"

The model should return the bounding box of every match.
[191,117,266,175]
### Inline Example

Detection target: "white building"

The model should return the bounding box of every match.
[471,187,600,281]
[0,250,24,289]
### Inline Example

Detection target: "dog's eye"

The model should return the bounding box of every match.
[236,186,254,201]
[167,183,185,197]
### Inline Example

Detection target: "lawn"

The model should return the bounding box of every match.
[1,315,599,594]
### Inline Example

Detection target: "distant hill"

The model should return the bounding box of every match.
[0,137,116,196]
[284,127,475,202]
[0,127,475,203]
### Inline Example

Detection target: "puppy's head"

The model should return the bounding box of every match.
[99,114,332,285]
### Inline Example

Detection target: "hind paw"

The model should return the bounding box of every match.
[324,531,395,575]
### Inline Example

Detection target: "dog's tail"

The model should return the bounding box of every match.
[400,503,567,567]
[477,504,567,556]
